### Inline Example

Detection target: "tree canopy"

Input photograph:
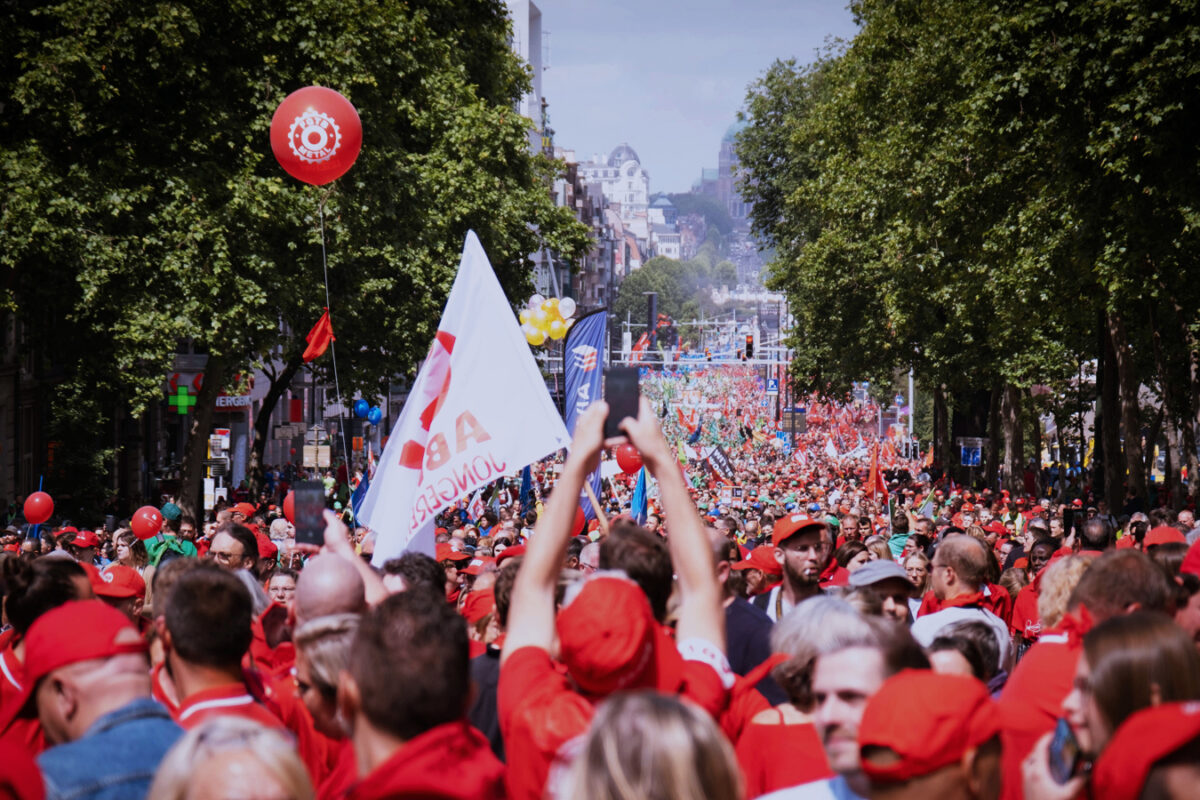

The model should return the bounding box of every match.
[0,0,589,515]
[739,0,1200,501]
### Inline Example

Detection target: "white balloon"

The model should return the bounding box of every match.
[529,294,545,310]
[559,297,577,319]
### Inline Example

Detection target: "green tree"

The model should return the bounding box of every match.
[0,0,588,518]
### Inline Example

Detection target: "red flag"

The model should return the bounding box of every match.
[302,308,335,362]
[869,439,889,505]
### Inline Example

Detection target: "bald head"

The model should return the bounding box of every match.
[935,535,988,592]
[294,554,367,626]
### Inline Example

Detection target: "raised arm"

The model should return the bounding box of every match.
[502,401,609,664]
[621,397,725,651]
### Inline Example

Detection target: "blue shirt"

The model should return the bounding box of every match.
[38,697,183,800]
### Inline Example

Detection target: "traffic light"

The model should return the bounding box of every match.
[745,334,754,360]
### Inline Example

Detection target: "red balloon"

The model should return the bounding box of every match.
[283,491,295,524]
[615,444,643,475]
[269,86,362,186]
[24,492,53,525]
[131,505,164,540]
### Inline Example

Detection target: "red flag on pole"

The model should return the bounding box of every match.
[869,439,889,505]
[302,308,335,362]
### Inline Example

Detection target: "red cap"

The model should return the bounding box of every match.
[233,502,257,517]
[93,565,146,599]
[961,503,975,512]
[69,530,100,549]
[1181,539,1200,578]
[0,601,146,729]
[771,513,828,548]
[1146,526,1186,547]
[251,528,278,560]
[731,547,783,576]
[1072,498,1083,507]
[859,670,1000,783]
[461,588,496,625]
[1092,701,1200,800]
[1031,505,1045,514]
[495,545,526,567]
[435,542,470,562]
[461,557,495,576]
[984,521,1007,535]
[556,575,656,696]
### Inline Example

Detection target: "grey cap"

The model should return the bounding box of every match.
[849,559,913,588]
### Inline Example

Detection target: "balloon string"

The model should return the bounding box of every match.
[319,199,351,477]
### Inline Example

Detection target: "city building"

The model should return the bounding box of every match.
[579,144,651,244]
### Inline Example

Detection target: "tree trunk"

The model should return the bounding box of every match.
[1107,311,1146,503]
[933,385,950,469]
[1027,388,1041,473]
[1164,421,1178,510]
[1001,384,1024,496]
[986,385,1002,490]
[246,354,304,498]
[1159,283,1200,505]
[1101,321,1123,504]
[178,355,228,522]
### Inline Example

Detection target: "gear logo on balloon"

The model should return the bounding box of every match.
[288,109,342,163]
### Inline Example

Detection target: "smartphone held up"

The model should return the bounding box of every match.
[604,366,640,440]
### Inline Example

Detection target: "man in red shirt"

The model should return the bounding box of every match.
[337,591,504,800]
[498,400,732,800]
[160,564,284,730]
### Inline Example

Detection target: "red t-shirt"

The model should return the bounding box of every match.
[266,670,341,787]
[997,632,1080,800]
[736,717,833,798]
[0,639,45,758]
[1010,583,1040,638]
[318,740,357,800]
[176,683,286,730]
[345,720,504,800]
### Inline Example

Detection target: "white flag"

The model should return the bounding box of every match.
[824,438,839,460]
[359,232,570,564]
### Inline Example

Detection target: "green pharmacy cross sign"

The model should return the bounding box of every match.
[168,386,197,415]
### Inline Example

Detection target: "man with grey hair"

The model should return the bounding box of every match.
[762,597,929,800]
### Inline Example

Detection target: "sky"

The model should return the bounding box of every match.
[533,0,860,194]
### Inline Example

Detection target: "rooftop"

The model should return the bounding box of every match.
[607,143,641,167]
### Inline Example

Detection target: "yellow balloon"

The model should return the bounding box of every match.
[532,308,548,326]
[546,297,560,310]
[525,326,546,346]
[548,319,567,340]
[518,309,531,325]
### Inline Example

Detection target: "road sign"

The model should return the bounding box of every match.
[894,394,905,406]
[766,378,779,395]
[961,446,982,467]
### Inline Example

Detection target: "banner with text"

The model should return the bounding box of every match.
[359,232,570,563]
[563,309,606,520]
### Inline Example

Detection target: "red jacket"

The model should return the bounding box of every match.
[345,720,504,800]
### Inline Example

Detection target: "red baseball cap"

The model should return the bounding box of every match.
[461,556,495,576]
[859,669,1000,784]
[1072,498,1083,507]
[495,545,526,567]
[1181,539,1200,578]
[731,547,783,576]
[69,530,100,549]
[961,503,975,512]
[1091,701,1200,800]
[984,521,1007,536]
[93,565,146,600]
[435,542,470,563]
[1145,525,1186,547]
[556,575,656,696]
[1031,505,1045,514]
[233,502,257,517]
[0,601,146,729]
[771,513,829,548]
[461,588,496,625]
[251,528,278,560]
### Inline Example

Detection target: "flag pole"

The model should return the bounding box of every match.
[317,197,351,476]
[582,481,609,538]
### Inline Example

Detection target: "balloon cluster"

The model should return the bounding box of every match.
[519,295,577,346]
[354,398,383,426]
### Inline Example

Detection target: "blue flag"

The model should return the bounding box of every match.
[350,471,370,520]
[631,467,648,526]
[563,309,607,519]
[518,465,532,514]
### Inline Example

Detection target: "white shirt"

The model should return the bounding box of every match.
[910,605,1011,671]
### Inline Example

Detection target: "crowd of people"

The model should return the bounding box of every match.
[2,374,1200,800]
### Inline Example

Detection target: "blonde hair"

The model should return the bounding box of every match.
[293,613,360,699]
[1037,554,1097,630]
[148,716,313,800]
[562,691,742,800]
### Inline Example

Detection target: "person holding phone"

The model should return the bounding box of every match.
[1020,612,1200,799]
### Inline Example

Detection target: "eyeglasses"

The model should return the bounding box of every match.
[580,562,599,573]
[210,550,243,565]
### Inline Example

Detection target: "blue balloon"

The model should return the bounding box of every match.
[367,406,382,426]
[353,398,369,418]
